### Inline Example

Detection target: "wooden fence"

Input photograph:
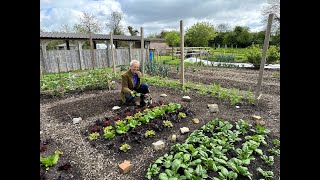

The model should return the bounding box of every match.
[40,48,148,73]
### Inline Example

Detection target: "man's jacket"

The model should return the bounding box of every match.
[120,69,142,103]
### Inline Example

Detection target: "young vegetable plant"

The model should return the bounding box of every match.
[40,150,63,170]
[163,120,173,128]
[119,143,131,152]
[268,148,280,156]
[88,132,100,140]
[256,167,274,179]
[272,139,280,147]
[178,112,186,119]
[144,130,156,138]
[261,155,274,166]
[103,126,115,139]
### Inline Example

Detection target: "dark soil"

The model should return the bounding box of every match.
[40,66,280,180]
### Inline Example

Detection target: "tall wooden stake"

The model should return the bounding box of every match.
[180,20,185,87]
[255,13,274,104]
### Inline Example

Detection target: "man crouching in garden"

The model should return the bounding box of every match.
[121,60,152,106]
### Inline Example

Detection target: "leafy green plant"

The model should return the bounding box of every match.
[103,126,115,139]
[119,143,131,152]
[88,132,100,140]
[163,120,173,128]
[272,139,280,147]
[245,44,262,69]
[266,45,280,64]
[144,130,156,138]
[261,155,274,166]
[40,150,63,170]
[178,112,186,119]
[256,167,274,179]
[268,148,280,156]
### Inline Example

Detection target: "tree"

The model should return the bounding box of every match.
[233,26,252,47]
[261,0,280,33]
[127,26,139,36]
[74,11,102,69]
[185,21,217,47]
[165,31,180,60]
[73,11,102,34]
[59,24,73,33]
[216,23,232,33]
[106,11,124,35]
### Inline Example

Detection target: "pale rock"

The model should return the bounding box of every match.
[170,134,177,142]
[160,94,168,97]
[152,140,165,151]
[192,118,200,124]
[208,104,219,113]
[72,117,82,124]
[112,106,121,110]
[180,127,190,134]
[182,96,191,102]
[252,115,262,120]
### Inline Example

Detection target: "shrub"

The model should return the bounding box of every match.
[266,45,280,64]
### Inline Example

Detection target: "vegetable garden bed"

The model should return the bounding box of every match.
[40,67,279,179]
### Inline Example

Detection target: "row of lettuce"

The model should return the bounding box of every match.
[146,118,280,180]
[40,68,254,105]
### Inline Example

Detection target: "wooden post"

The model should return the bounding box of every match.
[129,41,133,64]
[180,20,185,87]
[255,13,274,104]
[40,65,43,80]
[110,32,116,76]
[89,32,95,70]
[140,27,145,76]
[56,57,62,80]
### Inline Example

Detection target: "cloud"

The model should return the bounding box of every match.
[40,0,268,35]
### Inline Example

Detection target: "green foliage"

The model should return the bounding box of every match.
[185,21,217,47]
[245,44,280,68]
[178,112,187,119]
[40,68,115,96]
[245,44,262,68]
[146,118,278,180]
[119,143,131,152]
[165,31,180,47]
[144,130,156,138]
[256,167,274,179]
[40,150,63,170]
[213,54,235,62]
[271,139,280,147]
[145,62,170,77]
[266,45,280,63]
[88,132,100,140]
[163,120,173,128]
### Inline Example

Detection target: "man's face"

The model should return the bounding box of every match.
[130,63,139,74]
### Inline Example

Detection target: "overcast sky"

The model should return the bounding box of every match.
[40,0,268,36]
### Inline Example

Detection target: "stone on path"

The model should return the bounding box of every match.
[160,94,167,97]
[112,106,121,110]
[192,118,200,124]
[208,104,219,113]
[180,127,190,134]
[252,115,262,120]
[152,140,165,151]
[170,134,177,142]
[72,117,82,124]
[182,96,191,102]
